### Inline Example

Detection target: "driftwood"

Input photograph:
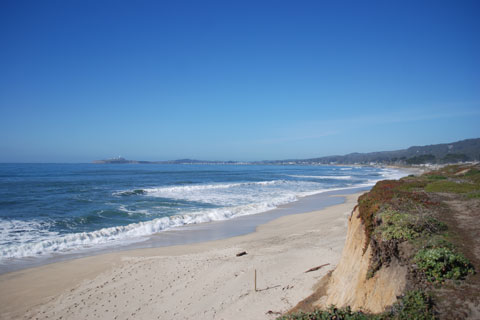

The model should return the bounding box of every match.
[266,310,282,315]
[236,251,247,257]
[305,263,330,273]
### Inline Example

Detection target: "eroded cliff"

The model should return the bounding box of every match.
[315,208,407,312]
[283,164,480,319]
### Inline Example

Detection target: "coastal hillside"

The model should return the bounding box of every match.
[282,138,480,165]
[282,164,480,319]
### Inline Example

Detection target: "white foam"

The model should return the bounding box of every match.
[0,219,58,247]
[117,206,155,216]
[113,180,284,197]
[126,180,302,207]
[379,168,409,181]
[358,168,409,187]
[0,188,316,260]
[288,175,353,180]
[0,184,357,261]
[1,169,410,262]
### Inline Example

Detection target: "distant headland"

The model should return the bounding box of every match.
[92,157,246,165]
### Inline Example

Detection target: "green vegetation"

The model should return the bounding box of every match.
[406,154,436,165]
[464,168,480,183]
[425,180,478,193]
[360,165,477,283]
[300,138,480,165]
[376,210,420,241]
[278,306,376,320]
[466,191,480,199]
[441,153,468,163]
[357,179,435,252]
[277,291,435,320]
[396,179,428,192]
[414,247,475,282]
[375,210,445,241]
[389,290,435,320]
[424,174,447,181]
[278,164,480,319]
[422,165,480,198]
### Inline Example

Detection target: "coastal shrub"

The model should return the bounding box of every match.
[414,247,475,282]
[415,233,453,251]
[425,181,478,194]
[389,290,435,320]
[277,291,436,320]
[375,209,445,242]
[376,210,420,241]
[277,305,380,320]
[358,179,436,251]
[357,180,406,251]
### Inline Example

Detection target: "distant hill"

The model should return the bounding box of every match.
[275,138,480,165]
[93,138,480,166]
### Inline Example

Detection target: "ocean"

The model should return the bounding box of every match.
[0,163,406,271]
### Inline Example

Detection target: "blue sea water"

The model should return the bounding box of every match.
[0,163,405,266]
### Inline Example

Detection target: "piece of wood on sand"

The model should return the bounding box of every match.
[305,263,330,273]
[236,251,247,257]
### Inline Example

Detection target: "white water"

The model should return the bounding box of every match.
[0,168,407,262]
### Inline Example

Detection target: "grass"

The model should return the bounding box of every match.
[464,168,480,183]
[425,175,447,181]
[423,165,480,198]
[466,191,480,199]
[397,180,428,192]
[425,181,478,194]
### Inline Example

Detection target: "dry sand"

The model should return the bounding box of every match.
[0,193,361,320]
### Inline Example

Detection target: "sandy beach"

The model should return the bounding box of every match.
[0,193,361,320]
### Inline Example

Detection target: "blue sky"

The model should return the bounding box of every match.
[0,0,479,162]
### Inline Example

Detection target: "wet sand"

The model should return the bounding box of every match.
[0,192,362,320]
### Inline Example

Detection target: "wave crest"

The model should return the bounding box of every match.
[113,180,286,197]
[288,175,352,180]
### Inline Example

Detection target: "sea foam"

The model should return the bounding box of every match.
[0,188,319,260]
[0,166,407,262]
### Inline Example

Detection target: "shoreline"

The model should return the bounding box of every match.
[0,191,363,320]
[0,186,369,275]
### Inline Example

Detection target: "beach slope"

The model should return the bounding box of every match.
[0,193,361,320]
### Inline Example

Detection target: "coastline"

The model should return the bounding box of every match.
[0,186,368,275]
[0,192,363,320]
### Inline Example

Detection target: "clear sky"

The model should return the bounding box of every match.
[1,0,479,162]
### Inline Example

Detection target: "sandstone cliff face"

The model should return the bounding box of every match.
[313,208,407,313]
